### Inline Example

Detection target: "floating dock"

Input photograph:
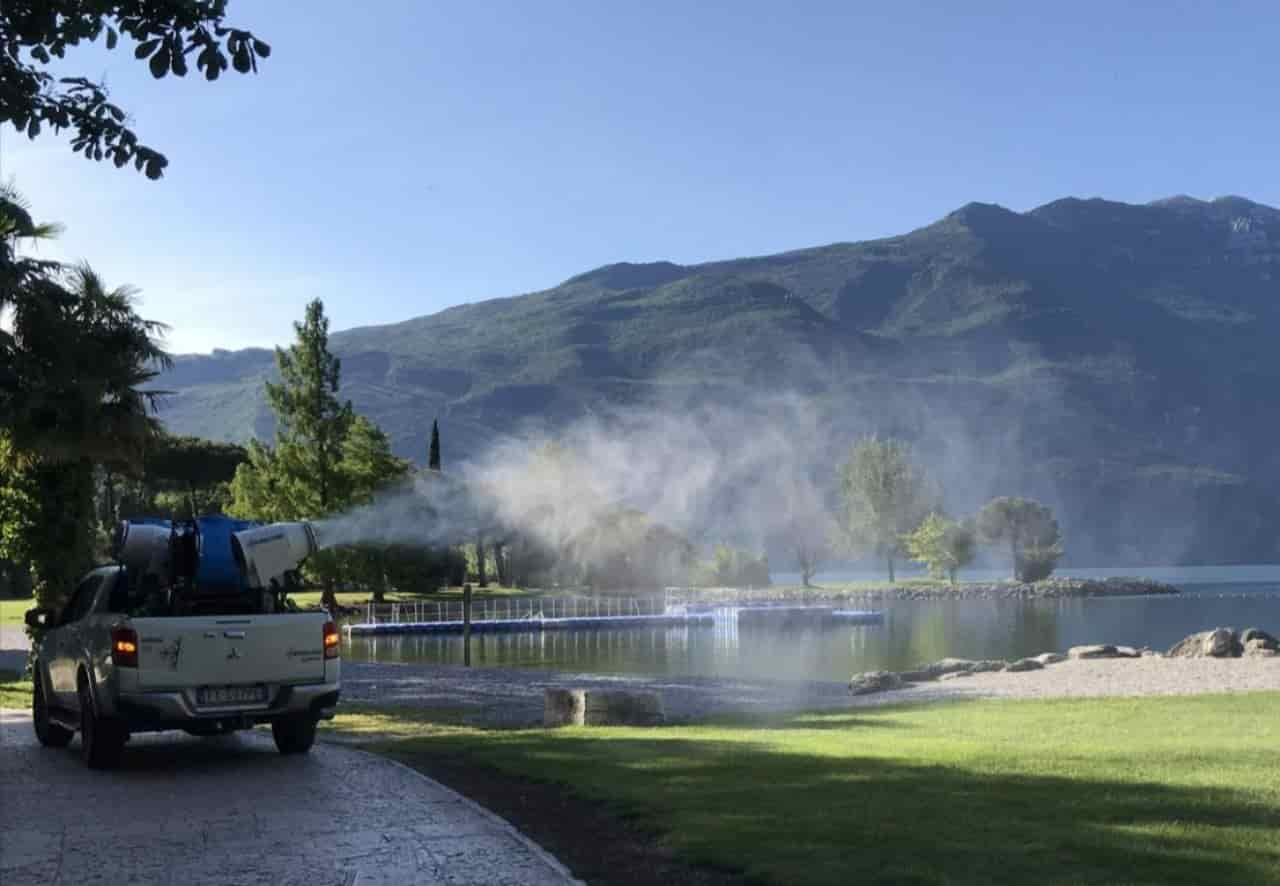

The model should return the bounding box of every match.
[345,605,883,636]
[346,613,716,636]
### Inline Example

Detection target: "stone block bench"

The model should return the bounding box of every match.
[543,688,665,727]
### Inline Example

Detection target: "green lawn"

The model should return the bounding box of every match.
[0,669,32,709]
[0,596,34,626]
[331,694,1280,885]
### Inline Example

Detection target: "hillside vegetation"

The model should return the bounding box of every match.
[156,195,1280,565]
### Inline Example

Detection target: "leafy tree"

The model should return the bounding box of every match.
[127,434,246,519]
[905,513,976,584]
[428,418,441,470]
[1,1,269,178]
[837,436,931,582]
[692,544,769,588]
[976,497,1064,582]
[795,539,825,588]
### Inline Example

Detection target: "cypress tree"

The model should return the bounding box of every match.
[428,418,441,470]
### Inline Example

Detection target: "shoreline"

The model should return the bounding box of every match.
[698,576,1181,603]
[335,654,1278,730]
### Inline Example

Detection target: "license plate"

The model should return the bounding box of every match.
[197,685,267,706]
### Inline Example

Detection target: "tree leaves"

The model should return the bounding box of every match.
[4,5,270,178]
[148,45,170,78]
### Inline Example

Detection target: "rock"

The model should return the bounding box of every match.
[1240,628,1279,651]
[1244,639,1279,658]
[1114,646,1142,658]
[920,658,1006,677]
[1068,644,1118,660]
[544,688,665,726]
[970,659,1008,673]
[1005,657,1044,672]
[1168,631,1211,657]
[1202,627,1242,658]
[849,671,905,695]
[1032,652,1066,665]
[939,671,972,681]
[1167,628,1245,658]
[925,658,979,677]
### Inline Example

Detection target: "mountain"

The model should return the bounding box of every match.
[156,195,1280,566]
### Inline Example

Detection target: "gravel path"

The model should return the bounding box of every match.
[340,657,1280,726]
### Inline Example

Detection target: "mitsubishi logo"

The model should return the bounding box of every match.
[227,647,242,661]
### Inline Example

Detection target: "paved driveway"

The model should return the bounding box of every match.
[0,711,577,885]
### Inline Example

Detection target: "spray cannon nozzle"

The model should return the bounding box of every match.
[231,522,319,591]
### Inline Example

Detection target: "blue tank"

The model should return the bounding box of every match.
[193,515,259,591]
[116,515,261,593]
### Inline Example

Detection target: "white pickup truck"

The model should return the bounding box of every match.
[26,519,341,769]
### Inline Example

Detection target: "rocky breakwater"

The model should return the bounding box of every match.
[846,577,1180,602]
[848,626,1278,696]
[1166,626,1279,658]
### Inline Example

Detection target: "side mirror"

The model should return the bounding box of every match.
[24,607,53,630]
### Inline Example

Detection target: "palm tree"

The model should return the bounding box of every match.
[1,196,171,605]
[6,263,171,468]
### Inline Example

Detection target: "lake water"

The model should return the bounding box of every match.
[343,565,1280,682]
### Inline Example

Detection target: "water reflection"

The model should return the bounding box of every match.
[345,582,1280,682]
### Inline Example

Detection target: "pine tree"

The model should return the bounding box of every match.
[231,302,414,610]
[262,299,353,516]
[428,418,441,470]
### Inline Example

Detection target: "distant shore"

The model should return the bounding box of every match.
[694,576,1181,603]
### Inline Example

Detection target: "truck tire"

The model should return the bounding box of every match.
[271,715,318,755]
[78,675,125,770]
[33,675,73,748]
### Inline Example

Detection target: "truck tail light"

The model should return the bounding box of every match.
[323,620,340,659]
[112,626,139,668]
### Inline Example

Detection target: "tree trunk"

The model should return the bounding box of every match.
[948,566,957,586]
[494,541,508,587]
[321,578,338,614]
[476,534,488,588]
[887,555,895,583]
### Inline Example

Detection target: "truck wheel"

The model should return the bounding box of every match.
[33,676,73,748]
[271,715,318,755]
[78,676,125,770]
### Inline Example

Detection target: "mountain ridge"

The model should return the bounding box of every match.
[156,194,1280,565]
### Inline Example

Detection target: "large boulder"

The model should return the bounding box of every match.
[1244,639,1278,658]
[849,671,905,695]
[1167,628,1245,658]
[1202,628,1241,657]
[544,688,665,726]
[1068,644,1119,660]
[1167,631,1211,657]
[1240,628,1279,651]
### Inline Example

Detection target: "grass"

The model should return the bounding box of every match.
[0,596,34,626]
[329,693,1280,885]
[0,669,32,709]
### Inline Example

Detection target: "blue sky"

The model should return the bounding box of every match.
[8,0,1279,353]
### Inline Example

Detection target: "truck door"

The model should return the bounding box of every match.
[49,575,101,705]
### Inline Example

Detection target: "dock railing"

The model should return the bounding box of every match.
[358,594,668,626]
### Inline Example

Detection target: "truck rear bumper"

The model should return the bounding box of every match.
[113,682,340,733]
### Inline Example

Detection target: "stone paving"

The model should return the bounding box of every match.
[0,711,579,885]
